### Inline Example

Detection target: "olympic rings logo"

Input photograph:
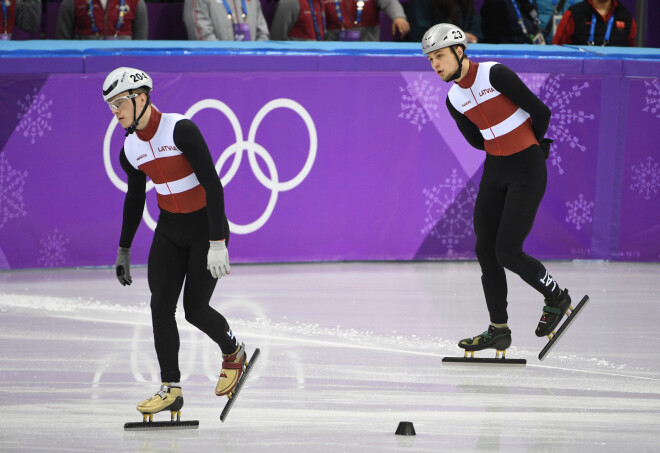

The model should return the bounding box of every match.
[103,98,317,234]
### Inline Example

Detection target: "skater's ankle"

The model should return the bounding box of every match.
[490,322,508,329]
[545,287,568,303]
[222,343,242,358]
[547,287,563,300]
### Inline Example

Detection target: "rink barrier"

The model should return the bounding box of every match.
[0,43,659,268]
[3,41,660,75]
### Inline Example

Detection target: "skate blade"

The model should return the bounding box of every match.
[124,420,199,431]
[443,356,526,366]
[220,348,261,423]
[538,295,590,361]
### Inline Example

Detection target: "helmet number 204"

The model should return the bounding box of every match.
[130,73,149,83]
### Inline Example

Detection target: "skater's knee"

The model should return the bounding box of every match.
[151,293,177,310]
[150,297,178,325]
[475,241,497,266]
[495,246,523,270]
[184,311,199,326]
[184,307,207,327]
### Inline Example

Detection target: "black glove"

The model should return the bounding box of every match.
[540,138,554,160]
[115,247,132,286]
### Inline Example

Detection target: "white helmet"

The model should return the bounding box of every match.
[422,23,468,55]
[102,67,152,102]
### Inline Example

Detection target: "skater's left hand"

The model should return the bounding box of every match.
[208,240,230,279]
[115,247,132,286]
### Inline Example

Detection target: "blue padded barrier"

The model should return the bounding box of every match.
[2,41,659,76]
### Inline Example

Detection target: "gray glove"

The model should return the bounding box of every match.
[207,240,230,279]
[115,247,132,286]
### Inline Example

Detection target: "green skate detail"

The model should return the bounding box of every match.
[458,325,512,356]
[536,289,573,338]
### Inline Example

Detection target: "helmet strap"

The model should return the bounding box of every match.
[447,46,465,82]
[124,89,151,137]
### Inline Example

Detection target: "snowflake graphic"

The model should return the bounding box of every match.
[519,73,550,95]
[421,169,477,254]
[16,87,53,144]
[399,74,443,132]
[37,229,69,268]
[538,75,596,175]
[630,156,660,200]
[0,154,28,229]
[641,79,660,118]
[565,193,594,231]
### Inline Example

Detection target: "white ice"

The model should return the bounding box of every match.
[1,261,659,452]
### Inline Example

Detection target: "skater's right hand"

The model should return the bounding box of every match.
[115,247,132,286]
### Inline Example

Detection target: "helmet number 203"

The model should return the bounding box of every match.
[130,73,149,83]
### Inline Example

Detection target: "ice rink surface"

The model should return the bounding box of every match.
[1,261,659,452]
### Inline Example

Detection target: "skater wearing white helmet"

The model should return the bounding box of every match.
[104,67,248,424]
[423,24,575,358]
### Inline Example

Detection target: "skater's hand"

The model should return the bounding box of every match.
[208,240,230,279]
[115,247,132,286]
[540,138,553,160]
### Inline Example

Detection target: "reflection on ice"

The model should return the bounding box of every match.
[1,262,659,452]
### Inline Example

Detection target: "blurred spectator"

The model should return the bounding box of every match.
[481,0,546,44]
[183,0,269,41]
[535,0,555,35]
[270,0,325,40]
[56,0,148,39]
[552,0,635,46]
[1,0,40,39]
[323,0,410,41]
[407,0,481,43]
[535,0,579,41]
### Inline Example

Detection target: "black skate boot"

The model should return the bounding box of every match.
[536,289,572,338]
[458,325,512,358]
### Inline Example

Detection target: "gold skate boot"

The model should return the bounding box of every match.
[216,343,246,397]
[136,382,184,422]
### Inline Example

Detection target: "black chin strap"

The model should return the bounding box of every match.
[447,46,466,82]
[124,89,151,137]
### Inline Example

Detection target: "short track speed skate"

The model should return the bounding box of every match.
[538,295,589,361]
[124,383,199,431]
[443,325,526,365]
[218,346,260,422]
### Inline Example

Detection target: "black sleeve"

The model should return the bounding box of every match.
[480,0,506,44]
[446,96,486,151]
[119,148,146,249]
[462,8,483,42]
[173,119,228,241]
[489,63,551,142]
